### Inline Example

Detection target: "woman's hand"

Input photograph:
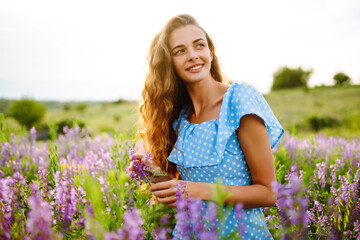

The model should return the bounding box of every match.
[150,179,181,207]
[150,180,212,208]
[128,152,160,170]
[127,153,161,181]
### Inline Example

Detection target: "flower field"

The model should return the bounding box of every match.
[0,121,359,239]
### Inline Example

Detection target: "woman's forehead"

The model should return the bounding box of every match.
[169,25,207,48]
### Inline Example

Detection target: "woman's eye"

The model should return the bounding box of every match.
[174,49,184,55]
[196,43,205,48]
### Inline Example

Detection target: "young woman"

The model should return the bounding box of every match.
[129,14,284,239]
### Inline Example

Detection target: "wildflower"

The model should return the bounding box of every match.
[314,162,327,189]
[117,207,145,240]
[199,202,218,239]
[151,215,173,240]
[29,127,36,144]
[272,169,309,239]
[26,183,55,239]
[151,227,173,240]
[174,181,192,239]
[1,142,10,165]
[128,148,152,183]
[189,199,203,233]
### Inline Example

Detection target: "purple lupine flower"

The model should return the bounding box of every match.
[144,151,153,164]
[128,148,152,183]
[272,171,309,239]
[53,166,81,230]
[234,202,247,238]
[104,231,124,240]
[283,132,301,161]
[174,181,192,239]
[342,140,356,161]
[26,183,55,240]
[38,168,52,200]
[13,171,27,185]
[173,181,218,239]
[1,142,10,165]
[315,162,328,189]
[130,160,151,182]
[29,127,36,144]
[103,231,121,240]
[198,202,217,240]
[353,220,360,239]
[330,159,343,182]
[117,207,145,240]
[151,214,173,240]
[0,176,16,240]
[152,227,173,240]
[189,199,203,234]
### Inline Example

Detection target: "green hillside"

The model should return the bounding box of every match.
[264,85,360,138]
[2,85,360,138]
[46,101,140,134]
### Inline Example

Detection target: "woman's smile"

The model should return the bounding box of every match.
[186,64,204,72]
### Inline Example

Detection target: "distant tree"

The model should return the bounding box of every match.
[113,98,127,104]
[63,103,71,111]
[75,103,88,112]
[8,98,47,129]
[56,119,86,134]
[271,66,312,91]
[333,72,351,86]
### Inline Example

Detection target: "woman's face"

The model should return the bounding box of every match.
[168,25,213,84]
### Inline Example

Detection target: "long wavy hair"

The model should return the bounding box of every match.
[138,14,223,177]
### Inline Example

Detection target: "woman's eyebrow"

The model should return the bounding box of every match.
[193,38,205,43]
[171,38,206,52]
[171,44,184,52]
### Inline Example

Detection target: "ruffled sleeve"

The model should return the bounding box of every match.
[215,83,284,159]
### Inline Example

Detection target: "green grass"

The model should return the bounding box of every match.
[264,85,360,138]
[2,85,360,138]
[45,101,140,134]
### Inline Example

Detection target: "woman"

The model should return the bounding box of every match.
[130,14,284,239]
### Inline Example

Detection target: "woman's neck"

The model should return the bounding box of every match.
[185,78,229,120]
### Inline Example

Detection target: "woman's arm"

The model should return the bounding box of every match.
[150,114,277,208]
[221,114,277,207]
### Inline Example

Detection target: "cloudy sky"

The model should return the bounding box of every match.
[1,0,359,101]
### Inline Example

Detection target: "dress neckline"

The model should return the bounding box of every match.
[183,83,239,125]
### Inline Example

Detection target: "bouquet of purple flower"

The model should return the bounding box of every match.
[128,148,152,183]
[128,148,171,184]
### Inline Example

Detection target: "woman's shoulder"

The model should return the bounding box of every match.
[221,82,262,105]
[227,82,259,94]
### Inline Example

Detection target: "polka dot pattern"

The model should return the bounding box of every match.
[168,83,283,239]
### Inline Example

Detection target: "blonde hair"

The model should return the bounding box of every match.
[138,14,223,177]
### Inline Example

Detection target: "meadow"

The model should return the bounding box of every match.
[0,121,359,239]
[1,85,360,138]
[0,85,360,239]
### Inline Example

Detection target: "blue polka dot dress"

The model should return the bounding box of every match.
[168,83,284,239]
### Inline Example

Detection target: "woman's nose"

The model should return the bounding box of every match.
[187,49,199,61]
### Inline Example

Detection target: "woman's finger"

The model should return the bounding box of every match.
[157,196,177,205]
[166,203,176,208]
[152,188,177,198]
[129,153,144,162]
[150,179,178,192]
[130,153,159,170]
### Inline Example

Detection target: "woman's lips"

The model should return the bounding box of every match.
[186,64,204,72]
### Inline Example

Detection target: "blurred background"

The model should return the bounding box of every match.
[1,0,360,138]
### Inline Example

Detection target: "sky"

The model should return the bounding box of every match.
[1,0,360,101]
